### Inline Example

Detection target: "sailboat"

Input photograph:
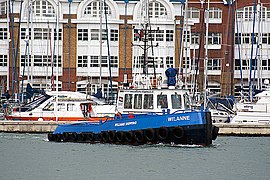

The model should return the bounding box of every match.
[230,1,270,124]
[48,0,219,146]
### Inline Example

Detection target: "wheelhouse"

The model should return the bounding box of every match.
[117,89,192,114]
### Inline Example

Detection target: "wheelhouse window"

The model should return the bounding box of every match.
[157,94,168,108]
[171,94,182,109]
[124,94,133,109]
[143,94,153,109]
[134,94,142,109]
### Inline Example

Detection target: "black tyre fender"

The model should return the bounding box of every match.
[134,130,144,143]
[172,126,184,139]
[101,131,109,142]
[116,131,125,142]
[125,131,133,143]
[144,128,155,141]
[48,133,55,141]
[108,131,115,142]
[157,127,169,140]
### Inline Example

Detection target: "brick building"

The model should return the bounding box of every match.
[0,0,270,100]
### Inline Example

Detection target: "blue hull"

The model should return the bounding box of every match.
[48,110,218,146]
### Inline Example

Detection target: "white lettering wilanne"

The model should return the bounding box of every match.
[168,116,190,122]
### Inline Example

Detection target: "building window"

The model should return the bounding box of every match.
[166,56,174,68]
[101,56,108,67]
[209,7,222,20]
[183,31,190,43]
[149,1,167,18]
[110,29,118,41]
[90,29,106,41]
[187,7,200,19]
[0,54,7,66]
[110,56,118,68]
[208,33,222,45]
[53,55,62,67]
[236,6,270,21]
[0,28,7,40]
[207,58,221,70]
[0,1,7,15]
[54,29,62,40]
[34,28,50,40]
[183,57,190,69]
[78,56,88,67]
[84,1,112,18]
[166,30,173,42]
[78,29,88,41]
[90,56,99,67]
[156,30,164,41]
[21,28,32,40]
[191,33,200,44]
[32,0,55,17]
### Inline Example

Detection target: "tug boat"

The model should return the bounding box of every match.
[5,91,116,121]
[48,68,219,146]
[48,0,219,145]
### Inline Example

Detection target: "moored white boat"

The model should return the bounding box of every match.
[231,86,270,124]
[5,91,116,122]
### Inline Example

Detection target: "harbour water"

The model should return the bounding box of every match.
[0,133,269,180]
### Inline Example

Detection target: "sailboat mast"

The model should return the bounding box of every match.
[99,0,103,89]
[204,0,210,110]
[6,0,9,92]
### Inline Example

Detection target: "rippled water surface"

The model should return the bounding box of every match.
[0,133,269,180]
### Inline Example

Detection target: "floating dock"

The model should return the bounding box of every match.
[0,121,270,136]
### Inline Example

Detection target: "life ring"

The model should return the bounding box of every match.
[108,131,115,142]
[172,127,184,139]
[212,126,219,140]
[101,131,109,143]
[125,131,133,143]
[157,127,168,140]
[144,128,155,141]
[116,131,125,142]
[134,130,144,143]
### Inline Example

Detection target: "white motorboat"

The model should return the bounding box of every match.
[5,91,116,122]
[231,86,270,124]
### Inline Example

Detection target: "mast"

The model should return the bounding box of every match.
[99,0,103,89]
[204,0,210,110]
[55,0,60,121]
[6,0,9,92]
